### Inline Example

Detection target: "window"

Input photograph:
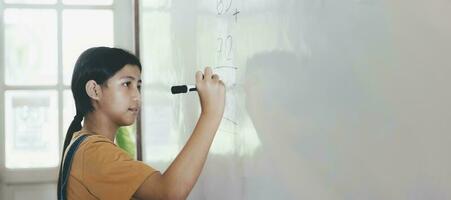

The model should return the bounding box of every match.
[0,0,135,186]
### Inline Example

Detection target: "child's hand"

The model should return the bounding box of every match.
[196,67,226,118]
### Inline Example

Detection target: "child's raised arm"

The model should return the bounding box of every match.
[134,67,226,200]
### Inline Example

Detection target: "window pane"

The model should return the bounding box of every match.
[5,90,59,168]
[4,0,56,4]
[62,9,114,85]
[4,9,57,86]
[63,90,76,138]
[142,0,170,8]
[63,0,112,5]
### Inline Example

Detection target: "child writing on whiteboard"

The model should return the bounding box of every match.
[57,47,225,200]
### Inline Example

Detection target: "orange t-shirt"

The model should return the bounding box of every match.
[65,131,158,200]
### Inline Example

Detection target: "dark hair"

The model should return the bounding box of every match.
[57,47,142,197]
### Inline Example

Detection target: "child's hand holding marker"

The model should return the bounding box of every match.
[196,67,226,118]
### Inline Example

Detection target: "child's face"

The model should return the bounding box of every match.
[98,64,142,126]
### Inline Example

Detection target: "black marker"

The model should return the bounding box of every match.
[171,66,237,94]
[171,85,197,94]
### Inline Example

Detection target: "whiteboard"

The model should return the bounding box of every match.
[139,0,451,199]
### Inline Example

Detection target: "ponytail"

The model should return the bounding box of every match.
[57,113,83,199]
[62,114,83,153]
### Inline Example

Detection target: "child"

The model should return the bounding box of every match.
[58,47,225,199]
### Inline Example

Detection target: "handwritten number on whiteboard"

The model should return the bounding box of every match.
[217,0,223,15]
[225,0,233,13]
[217,0,233,15]
[217,37,223,53]
[225,35,233,60]
[217,35,233,60]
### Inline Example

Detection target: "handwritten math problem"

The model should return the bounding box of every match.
[215,0,240,131]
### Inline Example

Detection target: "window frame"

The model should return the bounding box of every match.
[0,0,136,184]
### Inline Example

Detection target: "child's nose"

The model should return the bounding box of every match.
[132,88,141,101]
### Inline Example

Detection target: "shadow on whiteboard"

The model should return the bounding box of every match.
[240,50,337,199]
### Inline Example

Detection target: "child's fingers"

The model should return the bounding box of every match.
[204,67,213,79]
[212,74,219,80]
[195,71,204,82]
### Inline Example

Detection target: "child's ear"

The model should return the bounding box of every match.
[85,80,102,100]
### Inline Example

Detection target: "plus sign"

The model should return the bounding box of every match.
[233,8,240,22]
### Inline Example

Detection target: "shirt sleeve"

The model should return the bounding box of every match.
[81,138,158,199]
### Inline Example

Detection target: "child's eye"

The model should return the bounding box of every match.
[122,82,131,87]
